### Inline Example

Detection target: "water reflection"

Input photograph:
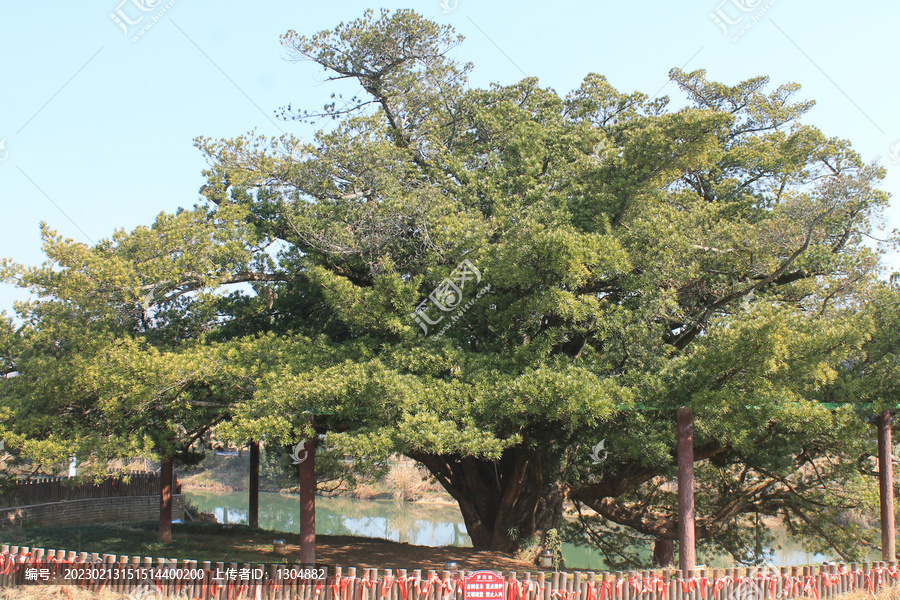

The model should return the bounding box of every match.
[188,491,472,548]
[186,491,853,570]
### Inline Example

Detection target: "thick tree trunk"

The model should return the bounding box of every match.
[159,454,173,543]
[409,446,562,552]
[653,538,675,567]
[249,441,260,528]
[535,478,566,534]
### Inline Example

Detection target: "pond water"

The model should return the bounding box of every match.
[185,491,845,570]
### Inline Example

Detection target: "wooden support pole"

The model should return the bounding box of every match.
[249,441,260,528]
[878,410,896,561]
[677,406,696,571]
[299,437,316,565]
[159,454,173,543]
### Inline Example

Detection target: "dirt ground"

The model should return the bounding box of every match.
[282,535,539,573]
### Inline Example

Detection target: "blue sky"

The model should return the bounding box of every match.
[2,1,898,312]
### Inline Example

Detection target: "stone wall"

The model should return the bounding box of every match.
[0,494,185,529]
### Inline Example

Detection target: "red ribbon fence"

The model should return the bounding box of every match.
[0,544,896,600]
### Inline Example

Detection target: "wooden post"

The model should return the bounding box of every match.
[677,406,696,571]
[159,454,173,543]
[299,436,316,565]
[249,441,260,528]
[878,410,896,561]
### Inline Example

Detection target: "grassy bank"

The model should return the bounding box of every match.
[0,521,534,572]
[2,522,278,564]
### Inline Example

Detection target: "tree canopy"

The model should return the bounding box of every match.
[1,8,896,566]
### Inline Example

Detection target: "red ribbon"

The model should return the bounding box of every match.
[0,552,13,576]
[198,571,208,599]
[598,580,610,600]
[382,575,395,598]
[331,575,356,600]
[342,574,357,600]
[865,573,876,597]
[419,573,440,599]
[441,577,456,595]
[208,574,223,598]
[681,577,708,595]
[628,575,640,596]
[332,574,344,600]
[361,573,378,590]
[802,576,820,600]
[551,590,565,598]
[398,575,410,600]
[643,575,666,593]
[873,566,885,589]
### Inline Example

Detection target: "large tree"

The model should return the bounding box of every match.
[2,8,892,563]
[198,9,893,559]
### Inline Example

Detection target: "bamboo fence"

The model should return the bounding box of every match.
[0,544,896,600]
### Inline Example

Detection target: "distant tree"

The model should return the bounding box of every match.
[0,207,259,540]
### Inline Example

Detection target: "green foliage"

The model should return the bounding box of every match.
[1,8,895,563]
[544,528,563,570]
[831,283,900,410]
[0,206,262,475]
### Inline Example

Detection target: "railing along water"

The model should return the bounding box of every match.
[0,473,180,509]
